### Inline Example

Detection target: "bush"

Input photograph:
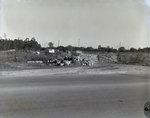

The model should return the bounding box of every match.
[118,52,146,65]
[129,53,145,63]
[0,51,16,63]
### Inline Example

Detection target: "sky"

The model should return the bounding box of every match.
[0,0,150,49]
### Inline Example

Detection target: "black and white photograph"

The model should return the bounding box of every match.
[0,0,150,117]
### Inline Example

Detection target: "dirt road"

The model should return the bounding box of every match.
[0,64,149,78]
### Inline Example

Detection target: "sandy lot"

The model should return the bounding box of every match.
[0,64,150,78]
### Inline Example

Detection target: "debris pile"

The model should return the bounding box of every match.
[78,53,98,65]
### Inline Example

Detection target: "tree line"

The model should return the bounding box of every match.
[0,38,150,53]
[0,37,41,51]
[117,46,150,53]
[54,44,150,53]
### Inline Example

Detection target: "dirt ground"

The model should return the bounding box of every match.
[0,63,149,78]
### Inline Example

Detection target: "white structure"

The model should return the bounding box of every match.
[76,50,82,54]
[48,49,55,53]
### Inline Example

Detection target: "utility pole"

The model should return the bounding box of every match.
[4,33,7,39]
[58,40,60,47]
[78,39,80,47]
[117,42,121,63]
